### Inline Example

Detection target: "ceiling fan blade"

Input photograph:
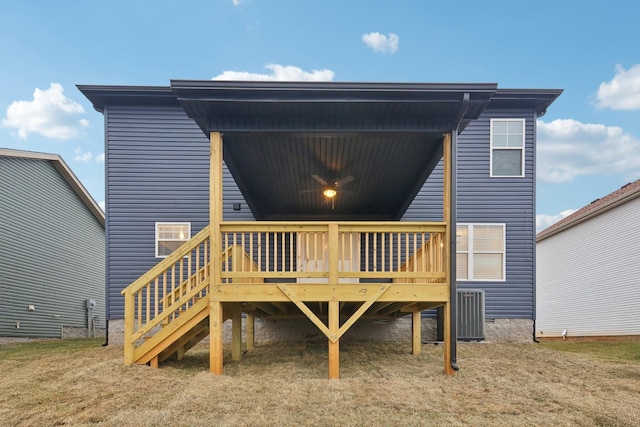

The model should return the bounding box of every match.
[311,174,329,186]
[336,175,354,186]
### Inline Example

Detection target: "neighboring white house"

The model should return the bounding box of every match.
[536,180,640,338]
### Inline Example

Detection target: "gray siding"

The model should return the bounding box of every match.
[0,157,105,337]
[105,105,253,319]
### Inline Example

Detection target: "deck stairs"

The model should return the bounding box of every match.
[122,226,253,366]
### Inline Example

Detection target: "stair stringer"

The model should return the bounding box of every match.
[132,296,210,365]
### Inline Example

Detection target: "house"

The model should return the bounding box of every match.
[79,81,561,378]
[0,148,105,338]
[536,180,640,339]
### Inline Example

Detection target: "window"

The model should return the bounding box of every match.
[491,119,525,177]
[456,224,505,281]
[155,222,191,257]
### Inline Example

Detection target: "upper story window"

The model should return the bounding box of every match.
[490,119,525,177]
[456,223,505,281]
[155,222,191,257]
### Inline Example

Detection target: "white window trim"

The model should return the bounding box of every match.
[490,118,525,178]
[457,223,506,282]
[155,222,191,258]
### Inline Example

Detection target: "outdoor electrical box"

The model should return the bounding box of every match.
[86,299,96,309]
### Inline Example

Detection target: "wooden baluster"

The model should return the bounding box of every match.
[154,277,159,318]
[146,283,150,324]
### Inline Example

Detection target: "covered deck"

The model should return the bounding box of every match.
[121,81,498,378]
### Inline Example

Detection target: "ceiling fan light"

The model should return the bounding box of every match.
[323,188,337,199]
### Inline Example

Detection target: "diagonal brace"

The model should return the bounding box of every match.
[277,284,389,343]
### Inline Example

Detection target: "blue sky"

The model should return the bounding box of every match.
[2,0,639,232]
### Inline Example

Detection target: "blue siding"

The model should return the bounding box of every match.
[105,105,252,319]
[106,106,536,321]
[403,109,537,319]
[456,110,536,319]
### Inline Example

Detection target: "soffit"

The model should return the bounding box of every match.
[171,80,496,220]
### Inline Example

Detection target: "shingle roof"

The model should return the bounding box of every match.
[0,148,105,227]
[536,179,640,242]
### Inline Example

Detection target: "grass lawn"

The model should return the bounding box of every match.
[1,338,639,426]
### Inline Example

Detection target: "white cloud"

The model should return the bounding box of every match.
[536,210,576,233]
[1,83,89,140]
[74,147,93,163]
[537,119,640,183]
[212,64,335,81]
[596,64,640,110]
[362,32,399,54]
[95,153,105,163]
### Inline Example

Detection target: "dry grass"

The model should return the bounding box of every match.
[1,338,639,426]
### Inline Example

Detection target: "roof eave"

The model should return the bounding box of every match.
[77,85,176,113]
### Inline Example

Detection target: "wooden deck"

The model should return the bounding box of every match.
[122,220,452,377]
[120,131,456,378]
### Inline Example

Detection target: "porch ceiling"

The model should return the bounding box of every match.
[171,80,498,220]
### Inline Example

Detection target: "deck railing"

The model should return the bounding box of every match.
[121,225,211,364]
[121,221,447,364]
[220,222,446,284]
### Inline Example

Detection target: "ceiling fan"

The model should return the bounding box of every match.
[302,174,355,208]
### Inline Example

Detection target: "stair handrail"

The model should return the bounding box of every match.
[121,225,211,297]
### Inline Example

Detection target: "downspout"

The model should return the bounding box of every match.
[532,111,540,344]
[450,93,469,371]
[102,107,109,347]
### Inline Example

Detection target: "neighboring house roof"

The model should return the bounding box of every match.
[537,179,640,242]
[0,148,105,227]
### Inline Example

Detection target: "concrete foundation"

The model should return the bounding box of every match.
[108,317,533,345]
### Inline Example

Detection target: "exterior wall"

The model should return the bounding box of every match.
[405,109,537,322]
[456,109,537,321]
[105,104,537,341]
[105,104,253,319]
[536,196,640,337]
[0,157,105,337]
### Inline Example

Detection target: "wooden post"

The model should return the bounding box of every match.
[210,131,224,375]
[328,300,340,379]
[328,224,339,285]
[412,311,422,355]
[246,313,255,352]
[210,300,224,374]
[328,224,340,379]
[123,291,134,365]
[231,303,242,361]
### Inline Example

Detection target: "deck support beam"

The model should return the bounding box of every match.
[210,300,223,374]
[412,311,421,355]
[231,303,242,361]
[328,301,340,379]
[246,313,255,352]
[210,131,224,375]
